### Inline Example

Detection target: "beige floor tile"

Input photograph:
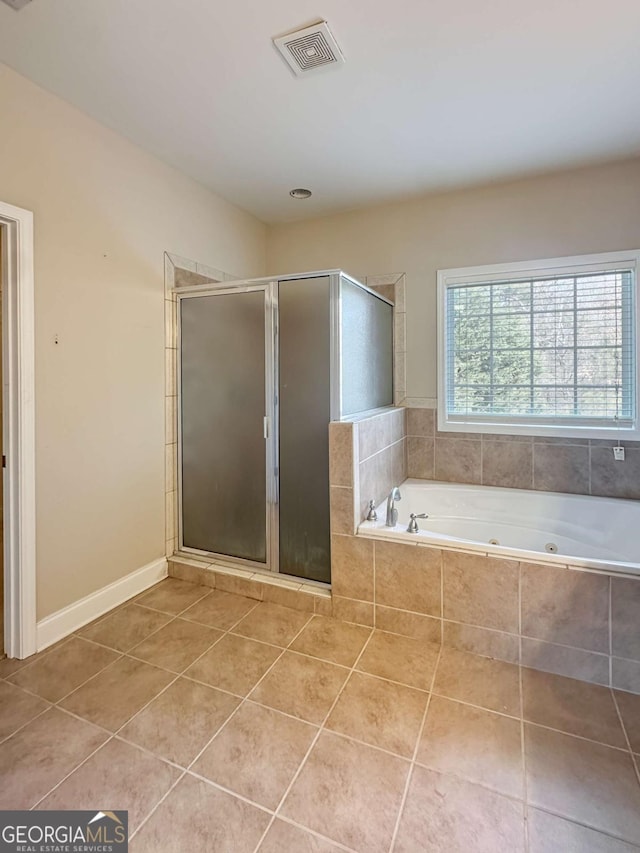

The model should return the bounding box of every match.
[433,647,521,716]
[185,633,280,696]
[77,604,172,652]
[232,602,311,647]
[39,738,181,831]
[192,701,316,809]
[180,589,257,630]
[60,656,174,731]
[130,773,270,853]
[0,707,108,809]
[135,578,211,615]
[8,637,119,702]
[0,679,50,741]
[0,654,34,678]
[356,630,439,690]
[326,671,427,757]
[128,618,222,673]
[258,820,345,852]
[615,690,640,754]
[281,731,409,853]
[525,724,640,844]
[416,695,523,797]
[250,651,349,725]
[120,677,240,767]
[290,615,371,667]
[523,669,626,747]
[528,808,639,852]
[394,766,525,853]
[0,638,72,679]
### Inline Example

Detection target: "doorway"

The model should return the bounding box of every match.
[0,201,36,660]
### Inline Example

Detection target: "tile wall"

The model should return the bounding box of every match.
[330,405,640,694]
[406,406,640,500]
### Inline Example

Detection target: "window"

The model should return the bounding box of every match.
[437,251,640,438]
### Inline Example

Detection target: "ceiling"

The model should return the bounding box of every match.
[1,0,639,223]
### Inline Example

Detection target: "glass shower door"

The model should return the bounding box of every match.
[179,288,270,564]
[278,277,332,583]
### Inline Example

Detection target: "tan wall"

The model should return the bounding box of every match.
[267,158,640,401]
[0,63,267,619]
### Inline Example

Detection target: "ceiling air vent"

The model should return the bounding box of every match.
[273,21,345,77]
[0,0,34,9]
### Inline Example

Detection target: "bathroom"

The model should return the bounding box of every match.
[1,3,640,850]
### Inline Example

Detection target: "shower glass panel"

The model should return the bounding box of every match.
[278,277,332,583]
[180,290,268,562]
[340,277,394,415]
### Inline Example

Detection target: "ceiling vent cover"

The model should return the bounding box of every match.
[273,21,345,77]
[0,0,34,9]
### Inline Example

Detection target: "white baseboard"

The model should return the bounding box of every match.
[36,557,168,652]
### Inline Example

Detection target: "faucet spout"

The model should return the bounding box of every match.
[385,486,401,527]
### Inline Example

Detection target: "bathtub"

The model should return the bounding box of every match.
[358,479,640,577]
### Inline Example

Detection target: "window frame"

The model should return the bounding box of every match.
[437,250,640,439]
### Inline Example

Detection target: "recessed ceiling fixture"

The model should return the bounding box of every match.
[273,21,345,77]
[289,188,312,199]
[0,0,33,9]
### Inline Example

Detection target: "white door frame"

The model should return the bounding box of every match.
[1,201,36,659]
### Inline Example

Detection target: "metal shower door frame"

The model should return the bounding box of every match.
[176,282,280,573]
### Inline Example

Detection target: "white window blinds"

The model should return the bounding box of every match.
[438,253,639,437]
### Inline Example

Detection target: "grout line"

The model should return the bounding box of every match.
[74,615,178,657]
[2,636,74,679]
[183,769,275,815]
[439,552,444,646]
[608,577,613,689]
[29,720,116,811]
[274,816,359,853]
[528,804,640,848]
[47,651,126,707]
[359,437,406,467]
[611,690,640,788]
[429,689,631,752]
[520,655,529,853]
[387,645,443,852]
[250,626,377,853]
[518,563,523,666]
[373,541,377,630]
[0,703,52,748]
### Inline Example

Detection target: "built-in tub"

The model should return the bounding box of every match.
[359,479,640,577]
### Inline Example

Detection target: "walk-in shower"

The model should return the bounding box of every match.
[177,270,393,584]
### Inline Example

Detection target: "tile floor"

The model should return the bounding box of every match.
[1,577,639,851]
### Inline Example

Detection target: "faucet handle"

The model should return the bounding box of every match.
[366,500,378,522]
[407,512,428,534]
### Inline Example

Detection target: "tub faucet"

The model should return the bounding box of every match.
[385,487,401,527]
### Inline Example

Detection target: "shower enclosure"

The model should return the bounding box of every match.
[177,270,393,584]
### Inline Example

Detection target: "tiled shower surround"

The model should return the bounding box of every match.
[406,406,640,500]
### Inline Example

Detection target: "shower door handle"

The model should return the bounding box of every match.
[263,417,269,439]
